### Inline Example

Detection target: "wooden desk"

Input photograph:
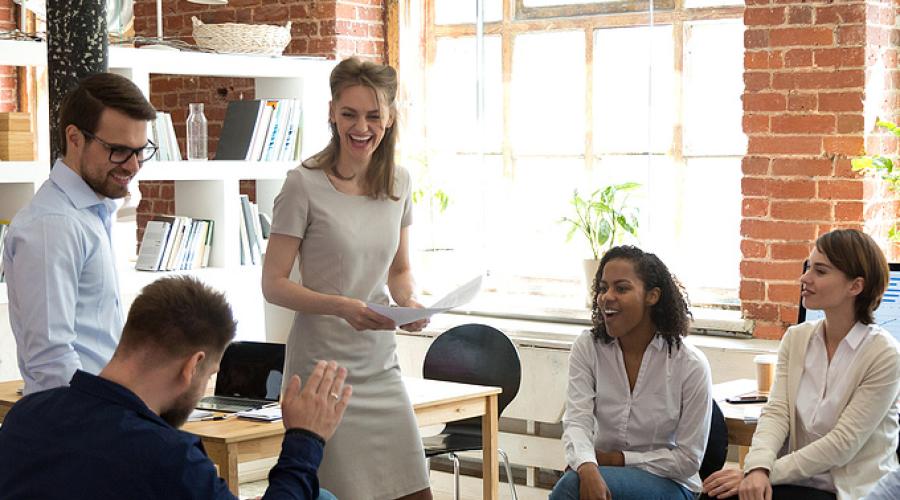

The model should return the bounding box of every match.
[714,379,765,465]
[0,378,502,499]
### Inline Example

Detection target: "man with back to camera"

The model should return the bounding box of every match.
[2,72,158,394]
[0,275,350,499]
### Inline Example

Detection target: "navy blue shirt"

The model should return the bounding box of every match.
[0,371,324,499]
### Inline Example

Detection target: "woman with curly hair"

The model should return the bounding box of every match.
[550,245,712,500]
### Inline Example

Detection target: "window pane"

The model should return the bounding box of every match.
[524,0,616,5]
[678,157,741,290]
[428,36,503,153]
[684,0,743,8]
[434,0,502,25]
[486,157,589,279]
[409,154,495,290]
[683,20,746,156]
[511,31,586,155]
[594,25,674,154]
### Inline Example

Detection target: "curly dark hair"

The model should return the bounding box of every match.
[590,245,692,353]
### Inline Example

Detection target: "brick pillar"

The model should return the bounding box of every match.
[740,0,899,339]
[132,0,386,242]
[0,0,18,112]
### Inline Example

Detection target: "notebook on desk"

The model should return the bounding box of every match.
[196,341,285,413]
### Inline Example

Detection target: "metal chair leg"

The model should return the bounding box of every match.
[449,452,460,500]
[498,448,518,500]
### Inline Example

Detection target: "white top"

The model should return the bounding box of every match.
[795,321,875,492]
[562,330,713,493]
[744,320,900,500]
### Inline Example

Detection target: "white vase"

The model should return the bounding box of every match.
[582,258,600,308]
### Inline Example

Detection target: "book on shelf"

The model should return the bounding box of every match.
[215,100,265,161]
[0,220,9,283]
[146,112,182,162]
[237,195,271,265]
[215,99,303,162]
[135,216,213,272]
[135,220,171,271]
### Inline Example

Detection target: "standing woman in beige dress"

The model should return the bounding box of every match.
[262,57,432,500]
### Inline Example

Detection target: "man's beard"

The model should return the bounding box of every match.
[80,151,130,199]
[159,389,197,428]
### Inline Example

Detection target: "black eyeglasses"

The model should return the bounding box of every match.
[79,128,158,165]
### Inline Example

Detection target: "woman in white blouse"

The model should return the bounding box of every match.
[550,245,713,500]
[702,229,900,500]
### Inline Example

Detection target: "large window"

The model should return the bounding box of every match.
[398,0,745,317]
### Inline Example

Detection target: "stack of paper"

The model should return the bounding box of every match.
[236,406,282,422]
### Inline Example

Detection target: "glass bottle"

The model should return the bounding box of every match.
[186,103,208,161]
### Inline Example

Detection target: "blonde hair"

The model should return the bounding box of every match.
[304,57,399,200]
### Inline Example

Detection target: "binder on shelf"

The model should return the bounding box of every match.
[215,100,266,161]
[0,220,9,282]
[136,220,172,271]
[239,194,261,265]
[138,215,212,272]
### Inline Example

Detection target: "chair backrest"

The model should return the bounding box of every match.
[699,399,729,481]
[423,323,522,434]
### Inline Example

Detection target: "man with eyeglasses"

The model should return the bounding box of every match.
[2,72,158,395]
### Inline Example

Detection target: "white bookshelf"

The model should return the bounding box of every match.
[0,40,51,223]
[0,41,336,344]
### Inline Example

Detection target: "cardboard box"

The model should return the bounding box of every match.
[0,113,31,132]
[0,130,35,160]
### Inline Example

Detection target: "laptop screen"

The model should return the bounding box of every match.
[798,262,900,343]
[215,341,285,401]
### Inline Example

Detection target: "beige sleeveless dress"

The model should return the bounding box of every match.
[271,164,429,500]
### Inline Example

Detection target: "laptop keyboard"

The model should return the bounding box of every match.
[197,396,270,413]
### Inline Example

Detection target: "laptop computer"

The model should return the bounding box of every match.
[798,261,900,343]
[196,341,285,413]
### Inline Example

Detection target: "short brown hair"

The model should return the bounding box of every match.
[304,57,399,200]
[58,72,156,155]
[815,229,890,324]
[118,276,236,361]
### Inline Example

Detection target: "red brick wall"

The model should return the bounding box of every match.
[132,0,386,241]
[0,0,17,112]
[739,0,899,339]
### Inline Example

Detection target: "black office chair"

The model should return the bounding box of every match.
[697,400,739,500]
[700,399,729,481]
[421,323,522,500]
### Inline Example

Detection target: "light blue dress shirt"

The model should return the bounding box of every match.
[3,159,123,395]
[865,468,900,500]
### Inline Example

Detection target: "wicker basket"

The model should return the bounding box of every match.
[191,16,292,55]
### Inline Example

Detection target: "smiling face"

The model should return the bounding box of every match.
[66,108,148,199]
[597,258,660,339]
[329,84,393,169]
[800,247,863,315]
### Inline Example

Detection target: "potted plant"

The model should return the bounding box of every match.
[561,182,640,305]
[852,119,900,240]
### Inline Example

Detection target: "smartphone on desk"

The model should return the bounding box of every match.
[726,392,768,404]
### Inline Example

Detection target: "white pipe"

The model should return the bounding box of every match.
[156,0,163,41]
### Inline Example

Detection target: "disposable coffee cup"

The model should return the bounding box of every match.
[754,354,777,395]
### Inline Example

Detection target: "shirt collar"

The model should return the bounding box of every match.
[50,158,119,215]
[69,370,172,429]
[844,321,871,350]
[612,332,667,351]
[649,333,666,351]
[814,320,870,350]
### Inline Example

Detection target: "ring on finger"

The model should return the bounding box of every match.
[330,392,340,400]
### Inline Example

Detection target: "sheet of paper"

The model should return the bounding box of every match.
[367,275,483,325]
[188,409,213,422]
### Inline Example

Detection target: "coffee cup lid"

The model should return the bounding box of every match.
[753,354,777,364]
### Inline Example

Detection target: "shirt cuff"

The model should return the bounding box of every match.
[622,450,639,466]
[286,428,326,447]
